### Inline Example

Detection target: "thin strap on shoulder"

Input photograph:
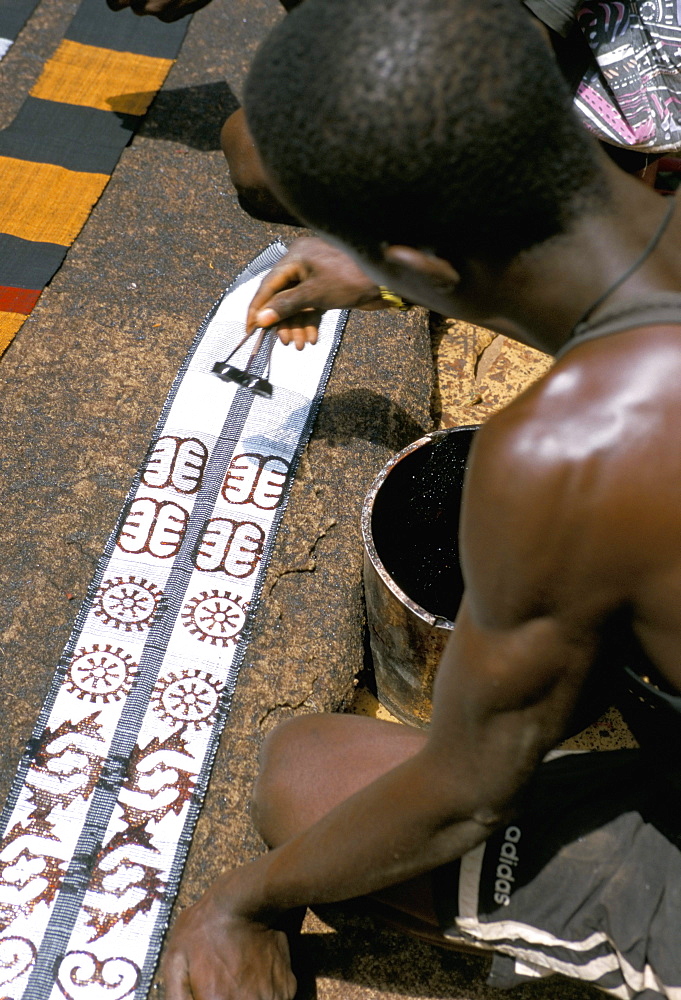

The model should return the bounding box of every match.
[569,197,676,337]
[555,293,681,360]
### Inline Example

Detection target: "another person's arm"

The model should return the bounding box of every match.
[105,0,213,21]
[161,401,614,1000]
[105,0,301,24]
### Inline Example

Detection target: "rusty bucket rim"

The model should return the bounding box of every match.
[361,425,478,631]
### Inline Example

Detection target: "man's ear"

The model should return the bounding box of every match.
[381,245,462,299]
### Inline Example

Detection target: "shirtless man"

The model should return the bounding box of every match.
[161,0,681,997]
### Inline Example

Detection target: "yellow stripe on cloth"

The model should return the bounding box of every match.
[0,312,27,353]
[31,39,174,115]
[0,157,109,244]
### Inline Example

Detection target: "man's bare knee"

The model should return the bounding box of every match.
[252,716,323,848]
[252,713,427,848]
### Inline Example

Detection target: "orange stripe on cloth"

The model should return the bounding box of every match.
[0,157,109,245]
[31,39,174,115]
[0,312,27,353]
[0,286,41,313]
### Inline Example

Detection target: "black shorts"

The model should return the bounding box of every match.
[433,750,681,998]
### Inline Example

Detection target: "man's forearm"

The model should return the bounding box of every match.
[212,751,503,925]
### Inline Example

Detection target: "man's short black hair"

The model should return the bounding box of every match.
[244,0,609,264]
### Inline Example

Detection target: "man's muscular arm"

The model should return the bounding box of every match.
[161,400,612,1000]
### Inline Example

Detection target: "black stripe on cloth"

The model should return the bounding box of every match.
[65,0,189,59]
[0,98,139,173]
[0,0,40,42]
[0,234,67,289]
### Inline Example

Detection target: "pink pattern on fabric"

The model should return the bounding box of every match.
[573,0,681,151]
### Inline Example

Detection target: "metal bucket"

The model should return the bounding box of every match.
[361,426,478,727]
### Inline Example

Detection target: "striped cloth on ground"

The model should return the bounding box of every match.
[0,0,189,355]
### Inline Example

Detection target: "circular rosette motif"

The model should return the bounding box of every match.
[93,576,163,632]
[151,669,224,729]
[639,0,664,21]
[181,590,247,646]
[66,645,138,703]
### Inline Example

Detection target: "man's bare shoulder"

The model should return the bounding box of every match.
[461,325,681,621]
[474,324,681,496]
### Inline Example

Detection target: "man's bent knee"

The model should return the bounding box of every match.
[252,716,327,847]
[252,713,426,847]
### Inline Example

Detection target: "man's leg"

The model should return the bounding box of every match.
[253,714,425,844]
[255,722,681,993]
[251,713,488,950]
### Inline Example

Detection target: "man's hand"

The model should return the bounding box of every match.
[106,0,212,22]
[247,237,388,349]
[160,874,297,1000]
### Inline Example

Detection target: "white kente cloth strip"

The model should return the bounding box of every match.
[0,243,347,1000]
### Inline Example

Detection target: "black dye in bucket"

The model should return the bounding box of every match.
[365,425,612,734]
[370,427,476,622]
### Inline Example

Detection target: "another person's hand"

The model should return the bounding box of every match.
[160,873,297,1000]
[247,237,389,349]
[106,0,213,22]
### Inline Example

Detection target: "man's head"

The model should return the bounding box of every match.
[244,0,609,273]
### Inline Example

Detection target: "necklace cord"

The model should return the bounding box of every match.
[570,197,676,337]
